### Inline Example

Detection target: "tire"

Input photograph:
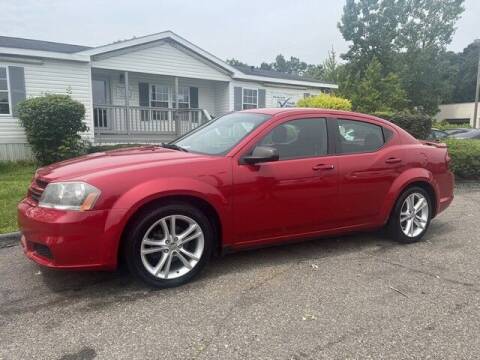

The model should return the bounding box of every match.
[123,202,214,288]
[388,186,432,244]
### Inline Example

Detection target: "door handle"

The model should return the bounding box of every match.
[385,157,402,164]
[312,164,335,171]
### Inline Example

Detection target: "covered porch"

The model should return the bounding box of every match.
[91,68,229,144]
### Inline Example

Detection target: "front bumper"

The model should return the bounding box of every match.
[18,198,124,270]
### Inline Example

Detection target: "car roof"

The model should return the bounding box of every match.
[242,108,392,125]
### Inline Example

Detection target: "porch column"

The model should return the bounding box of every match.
[124,71,130,135]
[174,76,180,136]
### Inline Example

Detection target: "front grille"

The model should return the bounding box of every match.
[32,243,53,259]
[28,177,49,202]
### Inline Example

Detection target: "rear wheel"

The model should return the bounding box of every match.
[124,202,214,288]
[388,187,432,244]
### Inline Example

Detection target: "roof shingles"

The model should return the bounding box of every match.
[232,64,333,85]
[0,36,91,53]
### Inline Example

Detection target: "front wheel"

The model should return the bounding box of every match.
[124,202,214,288]
[388,187,432,244]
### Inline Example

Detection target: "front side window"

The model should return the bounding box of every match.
[258,118,328,160]
[0,67,9,114]
[336,119,385,154]
[243,89,258,110]
[174,112,270,155]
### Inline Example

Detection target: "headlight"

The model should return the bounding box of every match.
[39,182,101,211]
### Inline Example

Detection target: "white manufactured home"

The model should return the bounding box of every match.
[0,31,337,160]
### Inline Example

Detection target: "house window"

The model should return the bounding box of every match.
[0,67,10,115]
[151,85,169,108]
[177,86,190,109]
[243,88,258,110]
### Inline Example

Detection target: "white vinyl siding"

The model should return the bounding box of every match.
[91,42,230,82]
[0,59,93,149]
[229,80,324,112]
[214,82,230,117]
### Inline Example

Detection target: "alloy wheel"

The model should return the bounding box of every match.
[140,214,204,279]
[399,192,429,238]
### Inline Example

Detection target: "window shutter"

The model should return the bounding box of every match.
[234,87,242,111]
[8,66,26,117]
[258,89,266,108]
[138,82,149,107]
[138,82,150,121]
[189,87,198,108]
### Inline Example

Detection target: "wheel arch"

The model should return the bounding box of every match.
[117,194,224,266]
[381,168,439,224]
[104,176,231,268]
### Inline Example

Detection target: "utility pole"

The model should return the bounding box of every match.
[474,39,480,128]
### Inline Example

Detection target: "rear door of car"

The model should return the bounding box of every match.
[332,116,404,226]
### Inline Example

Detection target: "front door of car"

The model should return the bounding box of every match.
[333,117,404,226]
[232,117,339,245]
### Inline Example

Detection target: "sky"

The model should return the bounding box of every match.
[1,0,479,65]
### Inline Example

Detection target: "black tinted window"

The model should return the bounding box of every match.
[336,119,384,154]
[258,118,328,160]
[383,127,394,142]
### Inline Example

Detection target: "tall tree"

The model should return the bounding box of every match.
[259,62,273,70]
[226,58,250,67]
[338,0,465,114]
[322,47,340,83]
[341,57,407,113]
[304,64,325,81]
[449,41,480,103]
[271,55,309,74]
[338,0,405,75]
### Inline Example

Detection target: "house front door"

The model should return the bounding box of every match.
[93,79,109,128]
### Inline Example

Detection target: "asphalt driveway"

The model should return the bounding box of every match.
[1,184,479,360]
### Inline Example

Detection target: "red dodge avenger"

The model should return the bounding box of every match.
[18,109,454,288]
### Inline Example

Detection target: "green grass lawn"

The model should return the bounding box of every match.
[0,162,36,234]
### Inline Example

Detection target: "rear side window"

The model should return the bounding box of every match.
[383,127,394,142]
[258,118,328,160]
[336,119,384,154]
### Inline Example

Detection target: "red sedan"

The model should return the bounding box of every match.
[18,109,454,288]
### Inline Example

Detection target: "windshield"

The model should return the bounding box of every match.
[173,112,271,155]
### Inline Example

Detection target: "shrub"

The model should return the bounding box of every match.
[445,139,480,179]
[17,94,88,165]
[297,93,352,111]
[374,110,432,139]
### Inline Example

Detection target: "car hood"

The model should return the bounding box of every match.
[36,146,207,181]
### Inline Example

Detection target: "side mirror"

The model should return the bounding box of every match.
[242,146,279,165]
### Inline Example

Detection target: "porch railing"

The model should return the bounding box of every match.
[93,105,212,140]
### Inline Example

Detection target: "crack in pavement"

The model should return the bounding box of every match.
[377,258,479,291]
[192,262,295,359]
